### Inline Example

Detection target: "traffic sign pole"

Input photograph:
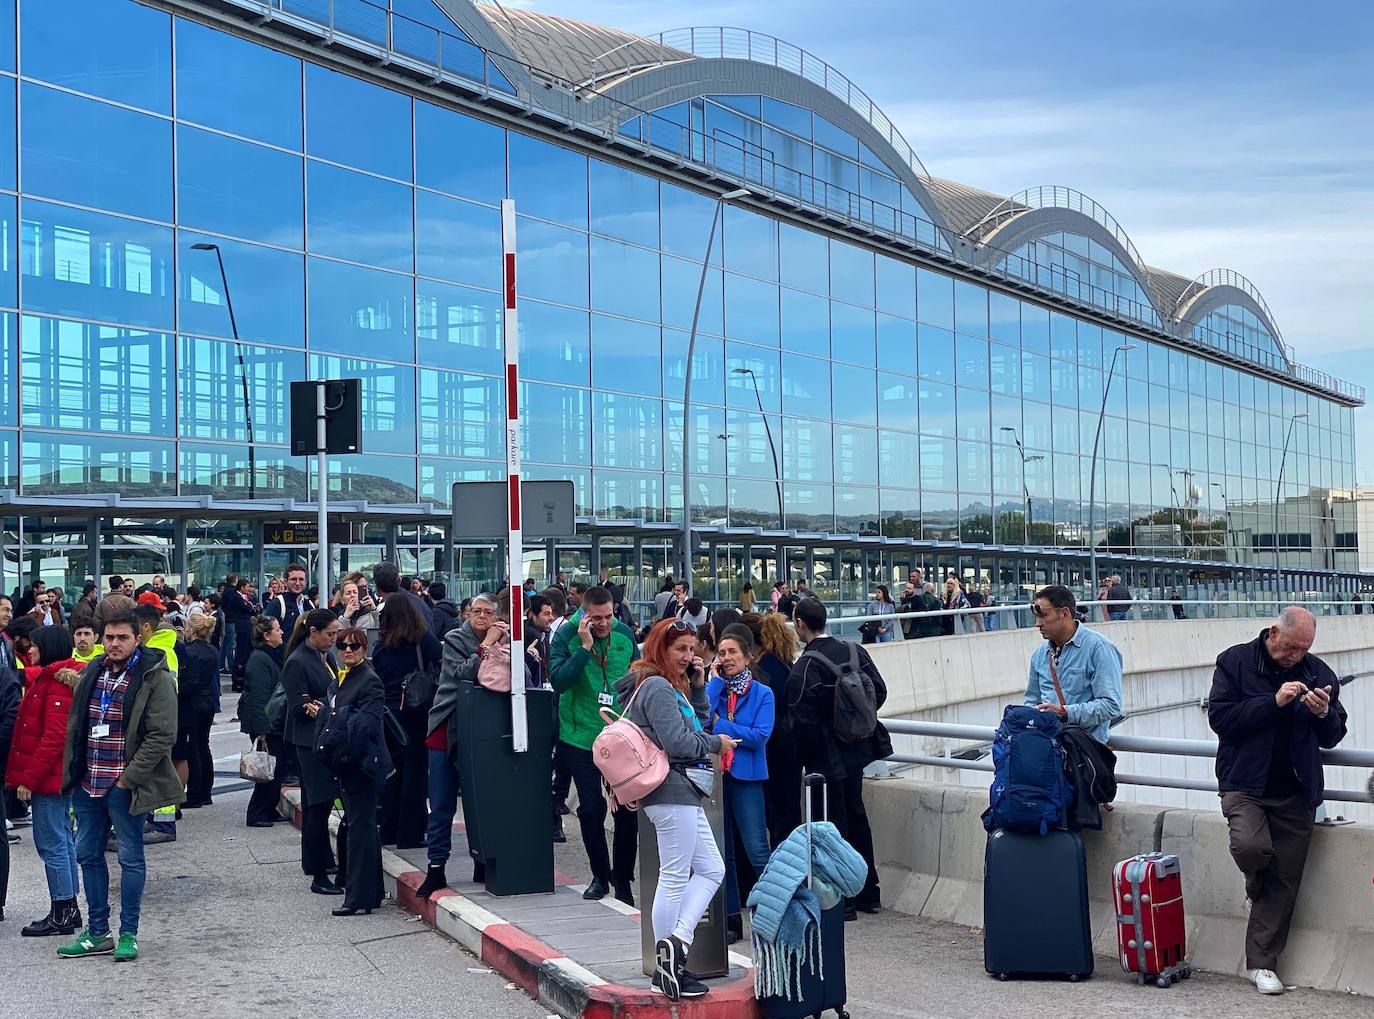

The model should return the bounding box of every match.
[316,381,329,603]
[502,198,528,753]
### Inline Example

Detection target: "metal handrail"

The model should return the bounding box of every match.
[1173,268,1286,347]
[831,597,1370,628]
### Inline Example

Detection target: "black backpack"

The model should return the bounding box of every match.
[799,643,878,744]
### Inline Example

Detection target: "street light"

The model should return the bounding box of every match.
[680,187,750,585]
[190,242,256,500]
[1000,426,1044,545]
[1087,342,1136,598]
[1153,462,1181,555]
[1273,412,1308,599]
[732,367,783,524]
[1210,481,1229,559]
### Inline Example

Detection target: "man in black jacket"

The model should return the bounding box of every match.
[428,581,460,638]
[1207,607,1347,996]
[264,563,313,637]
[786,598,891,919]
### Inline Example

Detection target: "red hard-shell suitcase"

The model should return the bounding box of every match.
[1112,852,1192,987]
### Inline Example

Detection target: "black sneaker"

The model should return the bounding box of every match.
[678,971,709,998]
[583,877,609,901]
[650,971,675,998]
[653,936,681,999]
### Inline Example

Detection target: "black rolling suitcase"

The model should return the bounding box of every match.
[759,774,850,1019]
[984,828,1094,981]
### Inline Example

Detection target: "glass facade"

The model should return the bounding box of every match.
[0,0,1361,592]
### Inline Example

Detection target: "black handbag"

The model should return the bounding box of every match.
[400,645,438,717]
[383,705,409,748]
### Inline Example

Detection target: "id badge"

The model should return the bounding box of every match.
[597,692,614,708]
[90,723,110,739]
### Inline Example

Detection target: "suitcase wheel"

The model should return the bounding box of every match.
[995,973,1010,981]
[1181,966,1192,980]
[1156,976,1170,989]
[837,1012,851,1019]
[1069,974,1082,983]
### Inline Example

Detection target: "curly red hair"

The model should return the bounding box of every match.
[629,618,697,697]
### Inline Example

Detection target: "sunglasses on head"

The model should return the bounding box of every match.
[667,619,697,635]
[1031,604,1066,618]
[335,640,364,651]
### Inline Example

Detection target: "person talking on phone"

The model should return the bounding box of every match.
[548,586,640,904]
[1208,606,1347,997]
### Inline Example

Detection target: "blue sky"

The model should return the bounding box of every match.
[498,0,1374,477]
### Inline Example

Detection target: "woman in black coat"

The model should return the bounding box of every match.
[242,615,286,827]
[318,626,391,916]
[178,614,222,808]
[280,608,342,894]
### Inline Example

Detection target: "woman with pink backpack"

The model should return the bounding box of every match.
[610,618,738,1001]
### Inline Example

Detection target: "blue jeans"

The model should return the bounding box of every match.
[73,785,146,936]
[31,793,79,899]
[426,747,461,865]
[1108,610,1128,621]
[722,775,772,915]
[219,625,236,673]
[875,629,894,642]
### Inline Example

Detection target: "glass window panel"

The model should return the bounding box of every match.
[306,258,412,357]
[22,0,169,112]
[763,97,811,138]
[1023,400,1051,451]
[920,436,956,490]
[990,342,1021,397]
[1051,359,1077,406]
[178,127,303,247]
[831,363,876,425]
[665,400,727,477]
[830,301,875,366]
[591,237,659,322]
[517,218,587,307]
[0,3,12,72]
[1020,301,1050,354]
[916,268,953,328]
[660,256,722,336]
[879,487,919,538]
[309,353,415,454]
[879,429,918,487]
[519,300,588,387]
[309,451,417,502]
[781,353,830,416]
[779,223,827,294]
[416,279,501,374]
[595,468,662,520]
[0,314,15,425]
[181,442,303,501]
[918,380,954,437]
[724,206,777,282]
[917,324,954,382]
[416,190,500,289]
[662,330,724,407]
[829,240,873,307]
[957,334,989,390]
[813,115,857,158]
[21,315,173,435]
[1050,312,1077,361]
[1077,365,1103,410]
[726,342,780,413]
[1021,351,1050,403]
[1078,321,1103,369]
[875,254,915,319]
[589,159,658,247]
[21,201,172,328]
[725,274,778,346]
[592,315,660,397]
[23,432,174,495]
[878,372,917,431]
[522,382,588,464]
[22,85,171,220]
[508,133,587,228]
[989,291,1020,345]
[787,484,833,531]
[305,64,410,179]
[419,457,503,507]
[783,417,831,482]
[307,162,412,271]
[958,440,991,495]
[835,486,879,536]
[726,408,781,480]
[876,314,917,376]
[414,100,504,204]
[729,477,783,528]
[833,424,877,485]
[179,233,303,347]
[780,288,828,357]
[418,367,501,458]
[178,336,302,444]
[659,183,720,263]
[175,19,301,148]
[594,392,662,471]
[957,386,990,441]
[0,78,14,191]
[0,194,16,308]
[954,280,988,337]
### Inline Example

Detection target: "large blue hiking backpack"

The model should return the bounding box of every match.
[982,704,1073,835]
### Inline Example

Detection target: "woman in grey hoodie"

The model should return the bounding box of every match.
[615,618,738,1002]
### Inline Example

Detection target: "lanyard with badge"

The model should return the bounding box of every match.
[91,647,140,739]
[589,635,614,708]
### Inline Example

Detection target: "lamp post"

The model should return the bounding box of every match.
[1211,481,1229,560]
[1273,412,1308,600]
[732,367,783,525]
[1087,343,1135,599]
[1153,463,1181,555]
[1000,426,1043,545]
[681,188,750,586]
[191,242,256,501]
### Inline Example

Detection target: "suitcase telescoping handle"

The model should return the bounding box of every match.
[804,773,826,890]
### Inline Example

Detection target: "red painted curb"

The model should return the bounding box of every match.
[482,922,563,999]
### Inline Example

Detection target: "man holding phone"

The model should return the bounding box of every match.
[1208,606,1348,996]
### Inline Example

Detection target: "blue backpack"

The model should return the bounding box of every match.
[982,705,1073,835]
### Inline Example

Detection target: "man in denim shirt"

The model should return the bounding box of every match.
[1023,585,1122,745]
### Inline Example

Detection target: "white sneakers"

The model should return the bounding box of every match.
[1248,968,1284,994]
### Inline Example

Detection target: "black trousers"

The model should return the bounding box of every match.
[0,794,8,910]
[246,733,286,825]
[556,740,636,884]
[764,751,803,850]
[341,778,384,910]
[1221,791,1316,970]
[825,771,880,907]
[183,699,217,805]
[379,708,428,849]
[232,624,252,682]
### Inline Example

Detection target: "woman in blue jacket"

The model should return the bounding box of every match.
[707,623,775,942]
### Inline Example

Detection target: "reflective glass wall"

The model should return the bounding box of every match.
[0,0,1357,573]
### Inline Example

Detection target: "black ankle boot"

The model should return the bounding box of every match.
[726,912,743,944]
[613,880,635,908]
[416,863,448,898]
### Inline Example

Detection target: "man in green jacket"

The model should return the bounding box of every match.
[58,611,182,962]
[548,585,640,903]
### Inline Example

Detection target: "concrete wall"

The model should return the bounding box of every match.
[868,779,1374,994]
[868,615,1374,820]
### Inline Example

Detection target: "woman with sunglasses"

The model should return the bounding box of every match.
[614,618,738,1000]
[319,627,390,916]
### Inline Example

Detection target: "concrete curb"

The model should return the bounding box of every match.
[280,787,761,1018]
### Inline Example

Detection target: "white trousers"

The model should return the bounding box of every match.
[644,802,724,945]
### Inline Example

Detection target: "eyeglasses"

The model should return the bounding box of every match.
[335,640,364,651]
[666,619,697,635]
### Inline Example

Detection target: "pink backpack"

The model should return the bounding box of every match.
[476,641,511,693]
[592,680,668,811]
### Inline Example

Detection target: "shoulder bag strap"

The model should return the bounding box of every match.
[1048,652,1067,711]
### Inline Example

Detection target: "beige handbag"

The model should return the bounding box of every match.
[239,737,277,783]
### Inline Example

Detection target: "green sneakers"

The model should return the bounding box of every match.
[114,932,139,962]
[56,929,114,958]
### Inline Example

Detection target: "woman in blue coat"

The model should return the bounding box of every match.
[707,623,775,942]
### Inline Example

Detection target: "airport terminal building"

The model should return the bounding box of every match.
[0,0,1364,604]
